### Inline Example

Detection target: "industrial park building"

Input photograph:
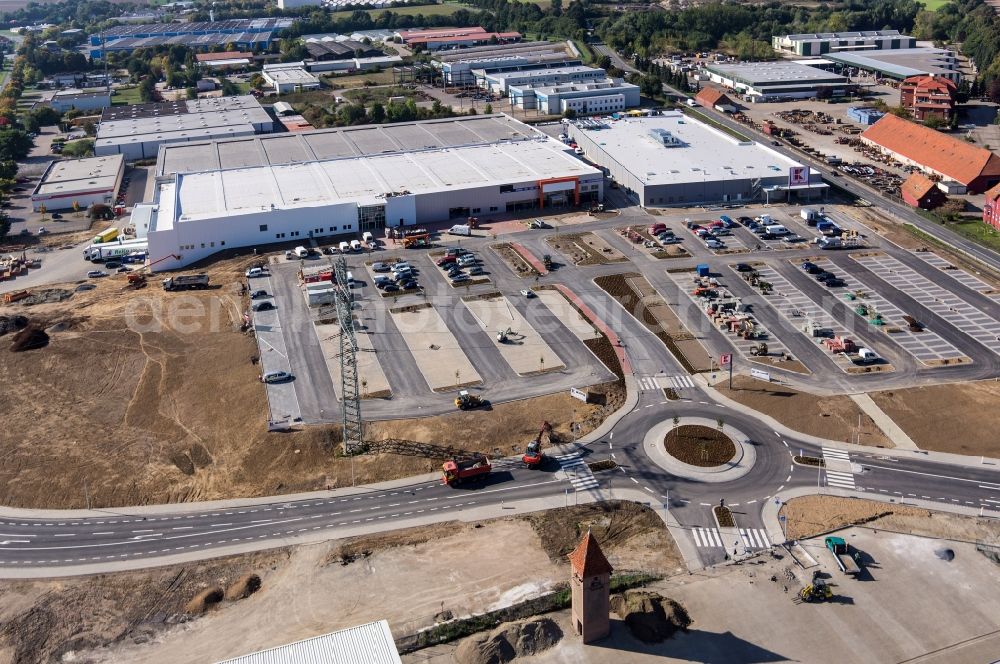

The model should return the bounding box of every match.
[861,114,1000,194]
[508,79,640,115]
[89,18,291,58]
[134,115,603,271]
[772,30,915,57]
[262,63,322,94]
[568,112,826,207]
[823,47,960,83]
[50,90,111,113]
[396,27,521,51]
[433,41,573,85]
[31,154,124,211]
[95,95,273,161]
[703,61,852,102]
[479,65,606,96]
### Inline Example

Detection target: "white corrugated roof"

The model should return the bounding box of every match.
[214,620,402,664]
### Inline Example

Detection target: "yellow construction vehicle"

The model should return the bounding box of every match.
[455,390,484,410]
[799,578,833,602]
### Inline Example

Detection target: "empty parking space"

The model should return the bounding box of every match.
[315,318,391,400]
[389,304,482,392]
[819,258,970,366]
[535,289,601,341]
[463,294,564,376]
[853,253,1000,357]
[249,272,301,425]
[908,251,1000,301]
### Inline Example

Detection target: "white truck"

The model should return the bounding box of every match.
[448,224,472,236]
[293,246,308,258]
[83,240,148,262]
[350,239,362,252]
[765,224,789,236]
[856,348,879,364]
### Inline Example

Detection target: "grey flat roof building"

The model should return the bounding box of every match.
[704,61,852,102]
[824,47,960,82]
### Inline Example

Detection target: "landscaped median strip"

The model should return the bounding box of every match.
[551,284,632,374]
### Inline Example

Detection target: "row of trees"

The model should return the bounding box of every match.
[300,97,466,129]
[911,0,1000,101]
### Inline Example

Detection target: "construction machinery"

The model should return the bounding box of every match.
[403,233,430,249]
[497,327,513,343]
[522,421,552,468]
[823,336,856,354]
[589,203,605,214]
[749,342,768,356]
[162,273,209,291]
[825,537,861,575]
[799,578,833,602]
[455,390,484,410]
[126,273,147,289]
[442,453,491,486]
[542,254,554,270]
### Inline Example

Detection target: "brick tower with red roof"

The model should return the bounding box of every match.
[568,529,613,643]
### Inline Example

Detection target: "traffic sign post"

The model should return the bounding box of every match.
[720,353,733,389]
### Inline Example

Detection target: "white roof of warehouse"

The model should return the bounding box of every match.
[151,135,597,231]
[264,67,320,85]
[582,112,806,186]
[33,154,123,196]
[215,620,402,664]
[484,65,602,81]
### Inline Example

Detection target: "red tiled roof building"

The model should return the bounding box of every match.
[900,173,946,209]
[984,183,1000,231]
[900,75,957,121]
[861,114,1000,194]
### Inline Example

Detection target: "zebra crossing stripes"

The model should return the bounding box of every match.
[739,528,772,550]
[637,375,695,391]
[693,527,723,548]
[554,453,600,491]
[822,447,857,490]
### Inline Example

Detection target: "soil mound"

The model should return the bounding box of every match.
[20,289,73,305]
[455,617,562,664]
[224,574,262,601]
[610,589,690,643]
[10,324,49,352]
[184,587,224,614]
[0,314,28,336]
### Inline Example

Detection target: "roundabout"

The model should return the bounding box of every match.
[642,417,757,483]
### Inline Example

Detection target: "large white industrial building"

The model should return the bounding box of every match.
[433,41,573,85]
[31,154,124,211]
[479,65,606,96]
[703,61,853,102]
[508,79,640,115]
[133,115,602,271]
[262,62,322,93]
[95,95,274,161]
[569,112,827,207]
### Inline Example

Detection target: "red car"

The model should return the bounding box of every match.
[436,255,457,266]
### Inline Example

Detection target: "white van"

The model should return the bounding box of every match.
[765,224,789,236]
[339,241,350,253]
[293,246,308,258]
[686,98,698,107]
[350,239,362,252]
[346,271,355,286]
[362,231,374,244]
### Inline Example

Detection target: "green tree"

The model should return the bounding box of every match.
[0,130,33,161]
[0,160,17,180]
[484,103,493,114]
[0,209,9,242]
[370,102,385,123]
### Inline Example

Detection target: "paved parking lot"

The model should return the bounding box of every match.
[743,263,857,372]
[667,270,795,365]
[249,271,302,427]
[818,259,970,366]
[909,250,1000,301]
[853,253,1000,357]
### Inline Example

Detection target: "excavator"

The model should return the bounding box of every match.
[455,390,484,410]
[749,342,768,356]
[522,421,552,468]
[497,327,513,343]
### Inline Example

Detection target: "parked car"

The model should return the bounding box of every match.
[738,216,753,225]
[445,247,468,257]
[382,283,400,292]
[815,271,836,282]
[86,270,108,278]
[104,261,121,269]
[246,267,266,278]
[824,277,846,288]
[252,301,275,312]
[801,261,820,274]
[451,274,469,283]
[400,279,418,290]
[250,289,268,299]
[468,266,485,275]
[371,262,390,272]
[735,263,753,272]
[458,256,478,267]
[436,255,457,266]
[262,371,292,384]
[520,289,535,298]
[706,239,725,250]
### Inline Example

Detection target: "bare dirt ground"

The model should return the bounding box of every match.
[712,376,892,447]
[870,381,1000,457]
[0,255,618,510]
[0,502,682,663]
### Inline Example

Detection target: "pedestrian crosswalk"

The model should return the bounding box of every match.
[739,528,772,550]
[637,375,695,391]
[822,447,857,490]
[692,527,772,550]
[554,453,600,491]
[693,527,723,548]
